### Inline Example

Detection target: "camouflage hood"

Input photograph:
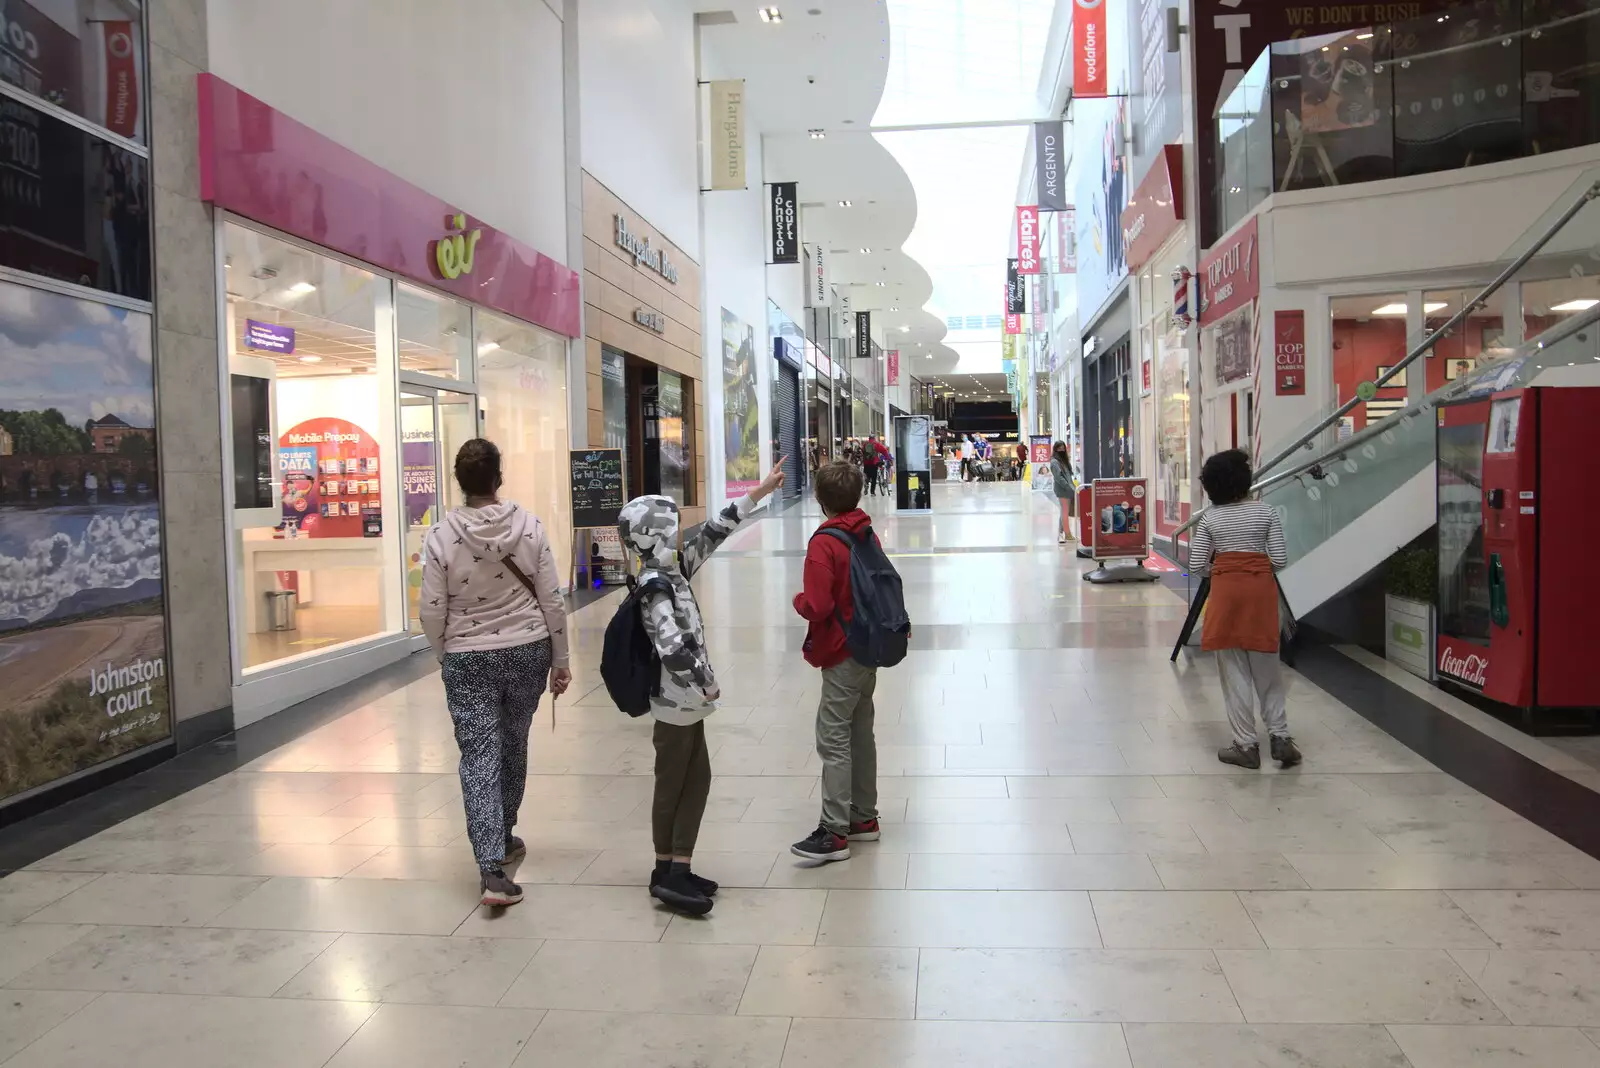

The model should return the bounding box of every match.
[616,494,682,574]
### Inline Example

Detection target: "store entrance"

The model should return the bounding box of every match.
[622,356,694,507]
[399,384,478,646]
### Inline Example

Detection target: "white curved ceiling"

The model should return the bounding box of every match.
[695,0,1054,379]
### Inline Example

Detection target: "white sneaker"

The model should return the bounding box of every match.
[1057,532,1067,544]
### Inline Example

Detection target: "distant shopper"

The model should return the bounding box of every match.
[791,461,882,862]
[1188,449,1301,770]
[960,435,975,481]
[1050,441,1077,544]
[421,439,571,908]
[862,434,884,496]
[618,461,787,915]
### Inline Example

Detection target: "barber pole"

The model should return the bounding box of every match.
[1250,299,1263,466]
[1172,268,1192,330]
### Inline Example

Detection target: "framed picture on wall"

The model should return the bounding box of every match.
[1376,365,1407,388]
[1365,398,1405,420]
[1446,357,1476,380]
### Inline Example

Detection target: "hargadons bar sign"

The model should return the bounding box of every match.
[615,215,680,284]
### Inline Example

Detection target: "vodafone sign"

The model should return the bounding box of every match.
[1073,0,1107,98]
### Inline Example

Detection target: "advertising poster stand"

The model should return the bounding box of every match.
[568,449,626,589]
[1085,477,1160,584]
[1075,485,1095,559]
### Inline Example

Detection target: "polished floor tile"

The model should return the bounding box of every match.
[517,1010,790,1068]
[326,1004,546,1068]
[500,939,757,1014]
[7,485,1599,1066]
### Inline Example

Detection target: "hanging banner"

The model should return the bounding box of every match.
[806,243,830,307]
[1092,477,1150,560]
[1275,310,1307,396]
[886,349,900,386]
[1073,0,1108,98]
[1060,206,1077,273]
[769,181,798,264]
[1035,122,1067,212]
[101,21,141,140]
[708,80,746,190]
[1004,259,1023,334]
[855,311,871,360]
[1016,205,1041,275]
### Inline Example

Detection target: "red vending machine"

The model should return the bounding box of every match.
[1435,386,1600,717]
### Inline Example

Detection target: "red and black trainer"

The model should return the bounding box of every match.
[847,818,881,841]
[790,825,851,863]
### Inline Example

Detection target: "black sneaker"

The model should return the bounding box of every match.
[649,867,718,897]
[791,825,851,862]
[1217,743,1262,770]
[504,835,527,864]
[1270,735,1304,768]
[480,868,523,907]
[649,870,713,916]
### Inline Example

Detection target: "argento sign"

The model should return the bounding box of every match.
[615,214,680,284]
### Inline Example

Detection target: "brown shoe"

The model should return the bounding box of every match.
[1217,743,1261,770]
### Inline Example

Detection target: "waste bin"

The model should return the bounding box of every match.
[266,589,298,631]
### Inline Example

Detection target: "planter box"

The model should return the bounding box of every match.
[1385,594,1435,681]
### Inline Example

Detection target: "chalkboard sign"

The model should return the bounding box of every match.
[570,449,625,529]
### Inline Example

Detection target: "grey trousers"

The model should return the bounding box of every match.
[815,658,880,834]
[1217,648,1289,747]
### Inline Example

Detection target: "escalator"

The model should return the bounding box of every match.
[1178,166,1600,623]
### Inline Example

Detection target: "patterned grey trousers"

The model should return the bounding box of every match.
[442,638,552,872]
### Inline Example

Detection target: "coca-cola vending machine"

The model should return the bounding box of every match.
[1435,386,1600,717]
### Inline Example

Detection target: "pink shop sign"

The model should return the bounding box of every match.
[196,74,581,338]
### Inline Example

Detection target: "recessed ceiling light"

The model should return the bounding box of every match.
[478,341,500,354]
[859,247,870,254]
[1552,298,1599,311]
[838,199,852,207]
[900,325,910,332]
[288,282,316,295]
[758,6,783,23]
[296,354,322,363]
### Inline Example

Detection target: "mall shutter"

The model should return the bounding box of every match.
[778,363,803,497]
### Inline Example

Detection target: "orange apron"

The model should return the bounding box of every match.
[1201,552,1279,653]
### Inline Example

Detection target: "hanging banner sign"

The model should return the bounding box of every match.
[1092,477,1150,561]
[1004,259,1023,334]
[886,349,900,386]
[1275,309,1307,395]
[855,311,871,360]
[1017,205,1041,275]
[708,80,746,190]
[1073,0,1108,98]
[769,181,798,264]
[1036,122,1066,211]
[806,243,830,307]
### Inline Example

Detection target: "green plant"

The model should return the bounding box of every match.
[1385,545,1438,603]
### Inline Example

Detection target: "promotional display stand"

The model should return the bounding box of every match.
[1075,485,1094,559]
[569,449,627,589]
[893,414,932,513]
[1084,477,1160,584]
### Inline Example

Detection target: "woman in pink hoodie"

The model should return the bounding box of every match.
[420,439,571,907]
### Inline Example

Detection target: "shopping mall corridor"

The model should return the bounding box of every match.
[4,483,1600,1068]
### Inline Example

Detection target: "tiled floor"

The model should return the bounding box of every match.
[4,483,1600,1066]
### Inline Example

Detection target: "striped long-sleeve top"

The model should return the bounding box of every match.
[1187,500,1287,576]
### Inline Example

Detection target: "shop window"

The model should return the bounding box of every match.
[655,369,693,507]
[222,223,402,672]
[0,279,167,804]
[1522,276,1600,346]
[396,283,472,381]
[1,95,150,301]
[1,1,146,141]
[476,310,571,583]
[1329,292,1408,433]
[1422,288,1509,397]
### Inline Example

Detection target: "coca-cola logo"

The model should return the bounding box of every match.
[1439,646,1488,688]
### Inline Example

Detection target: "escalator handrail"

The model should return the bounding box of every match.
[1171,297,1600,565]
[1252,177,1600,483]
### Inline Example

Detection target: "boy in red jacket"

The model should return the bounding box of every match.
[790,461,881,862]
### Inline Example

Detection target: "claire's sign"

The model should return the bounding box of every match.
[1016,205,1040,275]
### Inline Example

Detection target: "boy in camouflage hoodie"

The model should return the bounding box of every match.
[615,461,785,915]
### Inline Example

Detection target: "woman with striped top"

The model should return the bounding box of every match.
[1188,449,1302,770]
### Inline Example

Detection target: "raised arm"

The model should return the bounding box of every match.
[679,460,787,578]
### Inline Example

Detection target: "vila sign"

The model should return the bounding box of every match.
[1016,205,1040,275]
[1274,310,1306,395]
[1073,0,1108,98]
[708,79,746,190]
[855,311,871,360]
[769,182,798,264]
[1197,216,1258,326]
[1004,258,1023,335]
[614,215,679,284]
[1035,122,1066,212]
